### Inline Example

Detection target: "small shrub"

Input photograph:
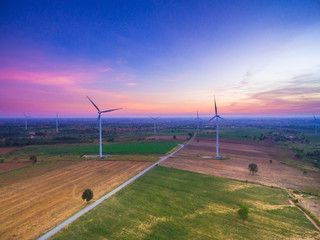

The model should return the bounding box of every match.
[173,135,176,139]
[30,155,37,164]
[238,204,249,220]
[82,189,93,202]
[197,139,199,142]
[303,170,307,174]
[269,159,272,163]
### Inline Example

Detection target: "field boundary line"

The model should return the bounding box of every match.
[38,133,196,240]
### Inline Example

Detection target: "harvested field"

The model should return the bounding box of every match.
[0,147,23,153]
[161,138,320,191]
[0,160,152,240]
[0,162,32,173]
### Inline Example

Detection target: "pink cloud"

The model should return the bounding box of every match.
[99,68,112,72]
[125,82,136,86]
[0,69,77,86]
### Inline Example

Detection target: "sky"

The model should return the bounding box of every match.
[0,0,320,118]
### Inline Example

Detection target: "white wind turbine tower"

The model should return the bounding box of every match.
[56,113,59,133]
[209,97,224,158]
[313,113,318,136]
[87,96,122,158]
[151,117,159,135]
[195,111,202,134]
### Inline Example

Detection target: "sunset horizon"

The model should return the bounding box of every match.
[1,1,319,118]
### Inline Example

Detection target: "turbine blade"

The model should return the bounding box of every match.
[214,96,217,116]
[87,96,100,112]
[218,116,225,121]
[209,116,217,121]
[96,114,100,127]
[100,108,122,113]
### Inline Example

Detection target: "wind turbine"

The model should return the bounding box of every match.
[151,117,159,135]
[87,96,122,158]
[56,113,59,133]
[195,111,202,134]
[209,97,224,158]
[313,113,318,136]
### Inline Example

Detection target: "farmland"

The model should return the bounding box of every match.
[7,141,181,157]
[0,117,319,239]
[162,137,320,193]
[0,160,152,240]
[52,166,319,240]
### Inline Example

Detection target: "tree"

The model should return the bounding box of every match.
[82,189,93,202]
[248,163,258,175]
[30,155,37,165]
[173,135,177,139]
[238,204,249,220]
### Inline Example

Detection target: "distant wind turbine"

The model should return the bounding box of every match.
[209,97,224,158]
[313,113,318,136]
[87,96,122,158]
[195,111,202,134]
[151,117,159,135]
[56,113,59,133]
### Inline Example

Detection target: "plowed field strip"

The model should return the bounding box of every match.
[0,160,151,240]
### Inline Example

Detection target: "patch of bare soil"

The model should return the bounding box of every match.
[161,137,320,191]
[0,162,32,173]
[145,135,188,141]
[0,147,23,153]
[298,197,320,219]
[0,160,152,240]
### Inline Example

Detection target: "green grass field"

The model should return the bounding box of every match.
[8,141,181,156]
[198,127,272,141]
[51,167,318,240]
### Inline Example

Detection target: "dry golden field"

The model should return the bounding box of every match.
[0,160,152,240]
[161,137,320,191]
